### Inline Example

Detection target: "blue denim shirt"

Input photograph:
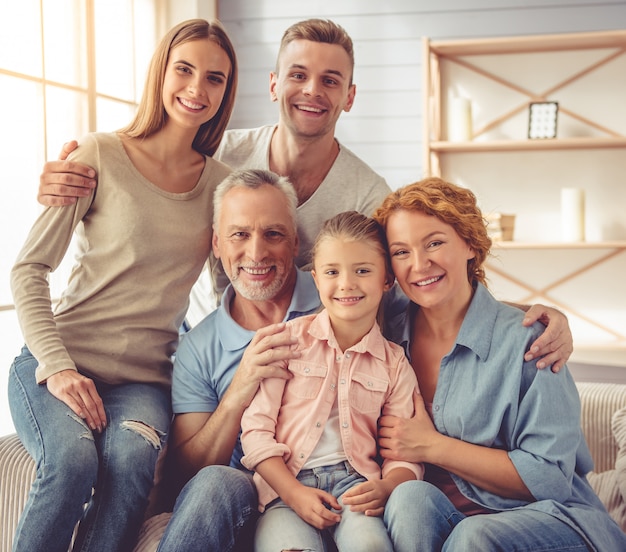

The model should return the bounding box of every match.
[386,283,626,551]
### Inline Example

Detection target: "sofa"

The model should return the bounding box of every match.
[2,381,626,551]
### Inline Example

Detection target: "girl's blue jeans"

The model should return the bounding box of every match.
[8,346,171,552]
[255,461,393,552]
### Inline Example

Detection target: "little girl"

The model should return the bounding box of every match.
[241,211,423,552]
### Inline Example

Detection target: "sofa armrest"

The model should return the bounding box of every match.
[0,432,169,552]
[576,382,626,473]
[132,512,172,552]
[0,433,35,552]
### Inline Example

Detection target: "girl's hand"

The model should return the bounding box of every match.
[287,486,342,530]
[46,369,106,432]
[341,478,395,517]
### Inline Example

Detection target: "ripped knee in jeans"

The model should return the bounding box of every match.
[120,420,163,449]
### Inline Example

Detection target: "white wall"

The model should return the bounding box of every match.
[165,0,216,26]
[217,0,626,189]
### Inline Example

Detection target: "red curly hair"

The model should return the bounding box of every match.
[373,177,492,287]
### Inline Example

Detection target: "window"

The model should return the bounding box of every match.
[0,0,160,435]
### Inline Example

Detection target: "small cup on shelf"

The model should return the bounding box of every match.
[486,213,516,242]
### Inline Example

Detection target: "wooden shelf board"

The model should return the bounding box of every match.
[429,29,626,56]
[430,137,626,153]
[492,241,626,250]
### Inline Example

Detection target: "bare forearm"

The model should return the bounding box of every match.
[255,456,300,504]
[430,435,533,501]
[384,467,417,489]
[172,400,246,479]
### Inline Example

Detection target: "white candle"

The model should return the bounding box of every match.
[561,188,585,242]
[447,97,472,142]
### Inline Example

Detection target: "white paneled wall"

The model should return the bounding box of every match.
[217,0,626,189]
[216,0,626,377]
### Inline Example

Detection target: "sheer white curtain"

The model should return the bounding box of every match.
[0,0,159,436]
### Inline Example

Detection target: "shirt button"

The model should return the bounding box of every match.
[367,381,373,387]
[316,422,321,428]
[342,423,349,428]
[434,405,440,411]
[299,453,304,459]
[340,379,346,385]
[336,356,341,361]
[345,352,351,359]
[330,383,336,390]
[304,367,310,373]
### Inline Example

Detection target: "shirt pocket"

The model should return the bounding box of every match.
[349,372,389,414]
[285,361,328,400]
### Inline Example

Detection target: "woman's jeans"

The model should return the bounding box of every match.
[384,480,589,552]
[255,461,393,552]
[8,346,171,552]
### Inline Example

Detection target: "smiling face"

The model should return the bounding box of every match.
[312,236,391,332]
[269,39,355,140]
[162,38,231,131]
[212,184,298,302]
[386,209,475,313]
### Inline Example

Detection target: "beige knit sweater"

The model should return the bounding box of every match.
[11,132,231,386]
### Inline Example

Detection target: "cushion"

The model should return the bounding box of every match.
[612,407,626,520]
[588,406,626,532]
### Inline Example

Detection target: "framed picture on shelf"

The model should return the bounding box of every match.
[528,101,559,139]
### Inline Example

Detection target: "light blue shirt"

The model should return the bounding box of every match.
[172,268,321,469]
[386,282,626,550]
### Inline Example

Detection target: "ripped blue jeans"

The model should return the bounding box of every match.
[8,346,171,552]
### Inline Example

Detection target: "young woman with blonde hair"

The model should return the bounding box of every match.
[9,19,237,552]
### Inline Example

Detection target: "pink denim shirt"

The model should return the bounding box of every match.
[241,310,423,510]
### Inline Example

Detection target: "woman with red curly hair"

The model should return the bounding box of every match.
[373,177,626,551]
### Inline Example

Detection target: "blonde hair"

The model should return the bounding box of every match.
[120,19,238,156]
[277,19,354,84]
[373,177,492,287]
